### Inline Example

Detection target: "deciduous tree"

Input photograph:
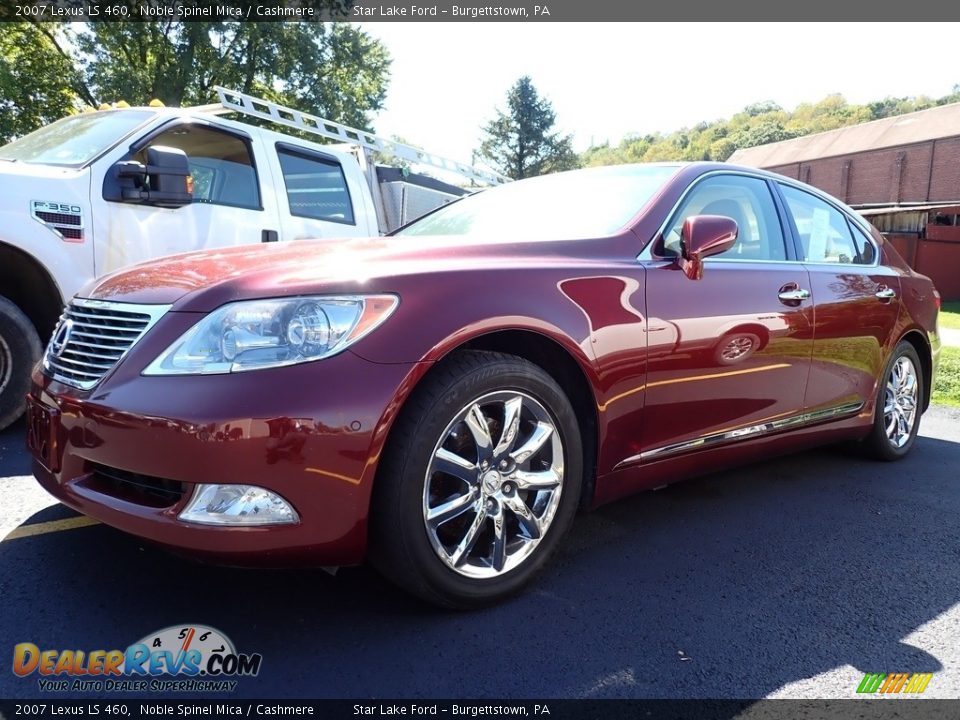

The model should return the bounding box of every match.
[0,20,391,144]
[0,23,87,144]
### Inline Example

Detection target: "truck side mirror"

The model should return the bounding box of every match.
[103,145,193,208]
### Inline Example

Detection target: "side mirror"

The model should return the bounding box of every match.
[103,145,193,208]
[678,215,738,280]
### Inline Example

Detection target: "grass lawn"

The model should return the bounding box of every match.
[933,345,960,407]
[940,300,960,330]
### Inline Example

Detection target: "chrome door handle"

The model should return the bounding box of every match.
[875,287,896,300]
[778,288,811,303]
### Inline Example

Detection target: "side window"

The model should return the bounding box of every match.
[849,221,877,265]
[659,175,786,261]
[779,184,870,265]
[276,146,355,225]
[137,125,260,210]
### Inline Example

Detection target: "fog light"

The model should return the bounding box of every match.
[179,484,299,526]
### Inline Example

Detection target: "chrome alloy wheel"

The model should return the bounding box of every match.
[720,336,755,361]
[884,356,919,448]
[422,391,564,579]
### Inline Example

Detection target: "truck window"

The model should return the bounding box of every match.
[276,146,355,225]
[137,125,261,210]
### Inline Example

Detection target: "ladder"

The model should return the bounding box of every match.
[211,86,510,187]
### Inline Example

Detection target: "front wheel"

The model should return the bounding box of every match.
[861,340,924,461]
[0,296,42,431]
[369,350,583,608]
[713,332,760,366]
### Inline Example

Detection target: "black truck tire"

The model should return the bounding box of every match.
[0,296,43,431]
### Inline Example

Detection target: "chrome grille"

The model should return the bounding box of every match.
[43,299,170,390]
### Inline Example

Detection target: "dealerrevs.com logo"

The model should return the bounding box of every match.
[13,625,262,693]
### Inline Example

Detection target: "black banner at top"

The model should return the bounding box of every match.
[0,0,958,21]
[2,700,960,720]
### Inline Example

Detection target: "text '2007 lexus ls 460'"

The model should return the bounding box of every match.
[26,163,941,607]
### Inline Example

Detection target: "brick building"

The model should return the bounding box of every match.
[729,103,960,299]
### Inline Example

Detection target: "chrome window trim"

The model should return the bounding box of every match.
[703,258,806,266]
[613,400,865,470]
[43,298,170,391]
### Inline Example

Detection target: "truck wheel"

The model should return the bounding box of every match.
[0,296,43,431]
[369,350,583,609]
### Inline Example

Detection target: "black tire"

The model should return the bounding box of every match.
[0,296,42,431]
[861,340,924,461]
[369,350,583,609]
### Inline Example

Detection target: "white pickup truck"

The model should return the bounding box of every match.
[0,88,507,429]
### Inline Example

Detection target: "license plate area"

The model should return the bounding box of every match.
[25,396,61,472]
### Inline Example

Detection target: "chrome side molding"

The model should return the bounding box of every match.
[614,400,865,470]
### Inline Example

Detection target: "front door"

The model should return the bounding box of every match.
[641,174,814,458]
[93,122,282,275]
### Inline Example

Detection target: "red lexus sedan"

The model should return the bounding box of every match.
[26,163,942,607]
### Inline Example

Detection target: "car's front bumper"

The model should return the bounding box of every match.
[28,351,423,567]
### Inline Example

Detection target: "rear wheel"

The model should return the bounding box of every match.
[369,350,583,608]
[0,296,42,431]
[861,341,923,461]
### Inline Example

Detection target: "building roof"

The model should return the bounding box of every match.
[856,202,960,216]
[728,102,960,168]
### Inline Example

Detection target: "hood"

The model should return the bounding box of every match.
[0,159,87,181]
[80,234,608,312]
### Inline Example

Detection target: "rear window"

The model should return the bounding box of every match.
[0,111,155,167]
[276,146,355,225]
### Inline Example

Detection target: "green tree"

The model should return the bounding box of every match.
[0,20,391,143]
[478,76,579,179]
[0,23,87,144]
[75,22,390,128]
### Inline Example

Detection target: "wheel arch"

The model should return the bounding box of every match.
[372,327,601,512]
[898,329,932,412]
[0,241,64,340]
[717,322,771,349]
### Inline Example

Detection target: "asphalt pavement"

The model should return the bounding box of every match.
[1,406,959,700]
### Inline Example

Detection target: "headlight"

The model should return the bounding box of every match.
[143,295,397,375]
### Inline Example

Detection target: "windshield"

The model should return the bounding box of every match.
[0,110,155,167]
[397,164,679,240]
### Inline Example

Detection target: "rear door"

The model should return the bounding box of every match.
[641,173,814,458]
[776,182,901,414]
[267,143,376,240]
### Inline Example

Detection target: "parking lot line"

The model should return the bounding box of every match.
[3,516,100,541]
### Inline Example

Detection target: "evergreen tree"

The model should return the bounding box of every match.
[478,76,579,179]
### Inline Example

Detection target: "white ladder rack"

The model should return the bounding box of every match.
[212,86,509,187]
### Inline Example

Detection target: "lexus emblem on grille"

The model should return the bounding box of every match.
[49,319,74,358]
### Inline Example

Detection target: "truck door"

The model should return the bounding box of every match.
[267,143,377,240]
[92,121,282,275]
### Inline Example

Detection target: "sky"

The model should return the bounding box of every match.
[359,22,960,169]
